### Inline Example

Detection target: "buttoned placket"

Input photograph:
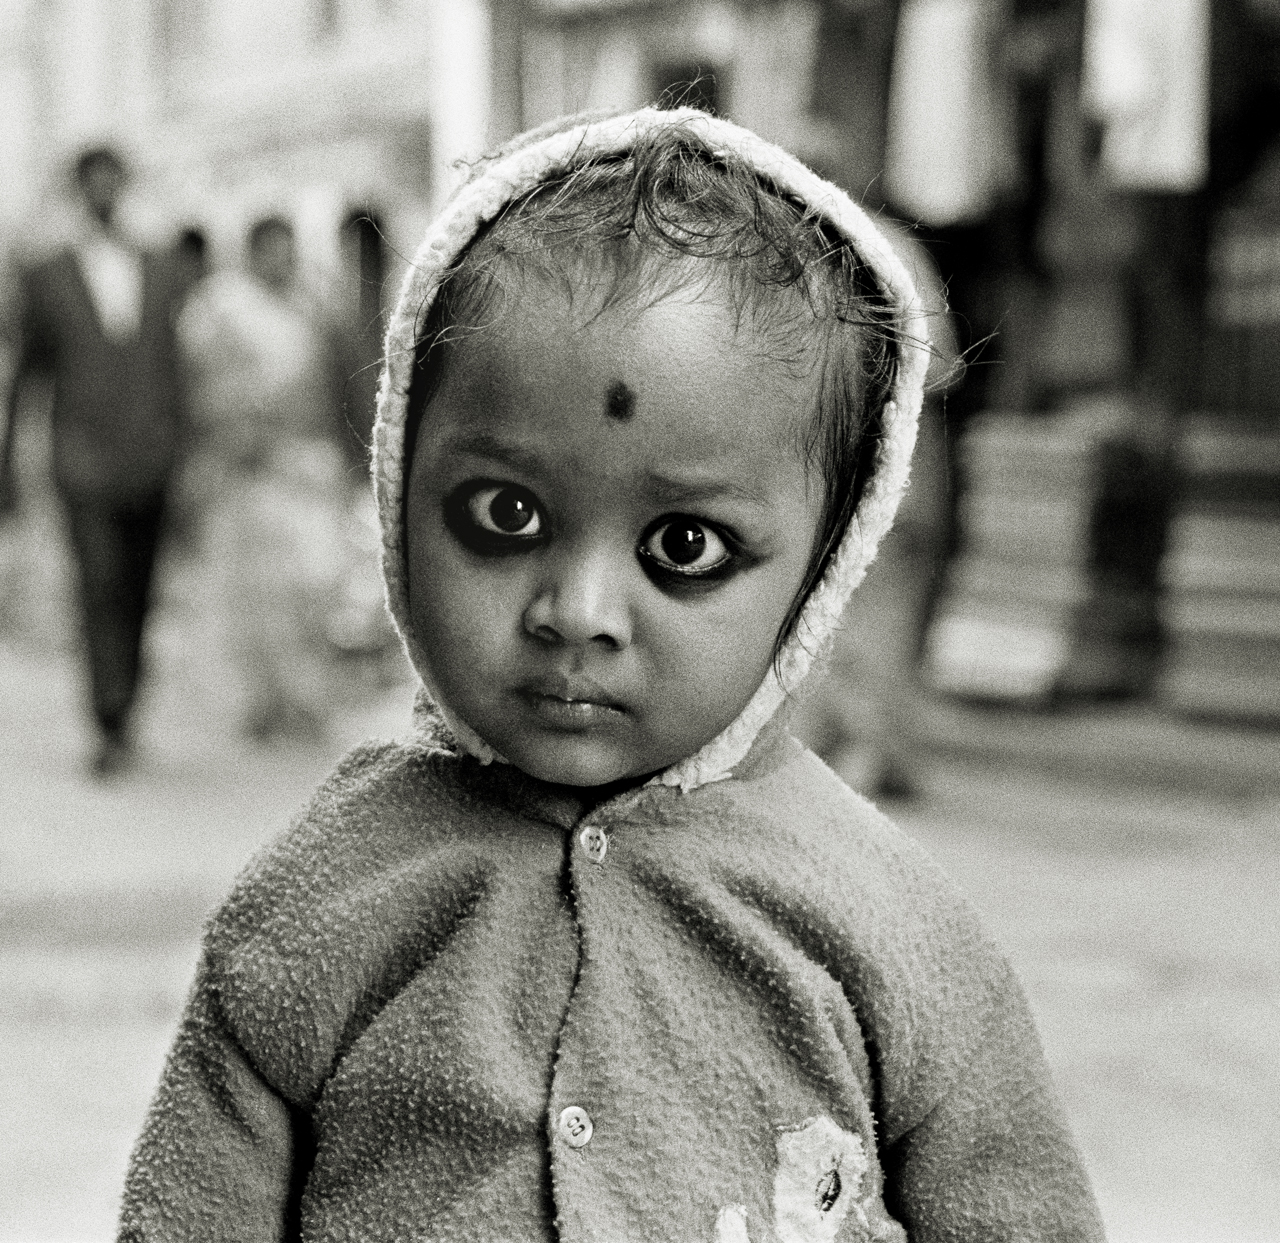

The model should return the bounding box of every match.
[552,818,609,1160]
[578,822,608,865]
[556,1105,594,1148]
[545,794,638,1184]
[547,786,658,1216]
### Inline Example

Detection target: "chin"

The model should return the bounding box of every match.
[503,735,646,789]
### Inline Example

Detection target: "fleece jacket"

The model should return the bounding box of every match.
[117,725,1104,1243]
[118,107,1105,1242]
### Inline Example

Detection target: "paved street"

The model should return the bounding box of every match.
[2,624,1278,1243]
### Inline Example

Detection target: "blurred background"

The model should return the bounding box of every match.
[1,1,1278,1241]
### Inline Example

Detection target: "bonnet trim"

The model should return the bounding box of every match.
[373,107,930,792]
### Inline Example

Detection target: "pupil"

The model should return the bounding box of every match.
[662,523,705,565]
[490,490,531,532]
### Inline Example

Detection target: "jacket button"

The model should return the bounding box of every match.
[579,825,607,864]
[557,1105,593,1148]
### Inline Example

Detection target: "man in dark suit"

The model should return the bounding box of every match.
[1,146,185,775]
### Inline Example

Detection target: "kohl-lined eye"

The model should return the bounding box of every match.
[466,484,543,537]
[444,481,546,554]
[639,517,731,577]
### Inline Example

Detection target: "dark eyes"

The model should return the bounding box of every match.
[466,484,543,537]
[446,482,735,580]
[638,518,731,578]
[444,482,544,552]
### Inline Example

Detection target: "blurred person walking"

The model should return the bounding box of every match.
[0,146,185,776]
[177,215,352,743]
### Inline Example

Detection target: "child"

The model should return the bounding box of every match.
[118,109,1104,1243]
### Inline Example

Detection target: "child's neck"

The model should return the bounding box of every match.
[546,769,656,815]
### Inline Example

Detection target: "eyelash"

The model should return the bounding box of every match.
[636,517,739,584]
[443,481,545,555]
[443,481,744,583]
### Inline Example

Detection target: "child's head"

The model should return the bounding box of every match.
[377,110,928,791]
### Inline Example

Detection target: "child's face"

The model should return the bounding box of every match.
[405,279,823,786]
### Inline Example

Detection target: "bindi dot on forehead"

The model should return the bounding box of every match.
[604,379,635,421]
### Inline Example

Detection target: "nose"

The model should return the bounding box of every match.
[523,545,632,651]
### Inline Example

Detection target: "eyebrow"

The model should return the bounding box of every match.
[440,431,547,475]
[441,430,766,508]
[642,471,765,508]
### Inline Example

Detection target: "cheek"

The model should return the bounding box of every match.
[407,509,523,680]
[642,576,790,706]
[421,566,518,654]
[665,536,813,712]
[637,606,775,761]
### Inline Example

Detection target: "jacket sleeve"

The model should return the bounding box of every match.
[871,891,1107,1243]
[117,954,300,1243]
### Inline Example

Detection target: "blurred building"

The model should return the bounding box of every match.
[512,0,1280,726]
[0,0,495,306]
[514,0,897,200]
[0,0,909,349]
[0,0,503,663]
[4,0,1280,725]
[898,0,1280,725]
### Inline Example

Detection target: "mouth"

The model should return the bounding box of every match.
[516,673,627,731]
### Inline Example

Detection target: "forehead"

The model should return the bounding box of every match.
[424,278,816,478]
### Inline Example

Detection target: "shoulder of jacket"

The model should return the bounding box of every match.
[203,737,446,943]
[741,750,1028,1100]
[314,734,433,796]
[731,744,912,859]
[722,744,999,957]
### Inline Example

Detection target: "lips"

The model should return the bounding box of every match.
[516,672,627,731]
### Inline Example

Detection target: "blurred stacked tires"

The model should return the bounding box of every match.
[923,400,1167,706]
[1156,422,1280,722]
[1155,152,1280,723]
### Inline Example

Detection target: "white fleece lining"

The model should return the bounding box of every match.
[373,107,930,792]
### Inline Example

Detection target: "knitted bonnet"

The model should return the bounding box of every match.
[373,107,930,792]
